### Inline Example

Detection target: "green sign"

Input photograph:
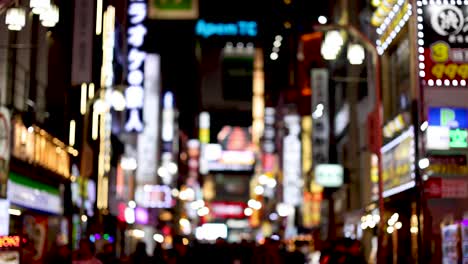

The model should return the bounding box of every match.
[449,129,468,148]
[441,108,456,127]
[153,0,192,10]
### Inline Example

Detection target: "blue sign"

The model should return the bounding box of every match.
[195,20,257,38]
[428,107,468,129]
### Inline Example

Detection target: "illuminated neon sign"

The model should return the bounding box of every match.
[125,0,147,132]
[429,107,468,129]
[195,19,257,38]
[0,236,20,248]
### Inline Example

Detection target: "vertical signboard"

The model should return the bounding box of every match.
[71,0,94,85]
[125,0,147,132]
[418,2,468,87]
[136,54,160,185]
[283,114,302,206]
[311,69,329,165]
[0,107,10,198]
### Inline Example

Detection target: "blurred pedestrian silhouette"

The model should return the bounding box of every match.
[97,243,119,264]
[151,242,166,264]
[130,241,150,264]
[72,239,102,264]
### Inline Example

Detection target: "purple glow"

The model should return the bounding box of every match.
[135,207,149,224]
[462,219,468,226]
[94,234,101,240]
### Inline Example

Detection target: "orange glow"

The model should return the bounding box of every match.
[301,87,312,96]
[301,32,323,42]
[0,236,20,248]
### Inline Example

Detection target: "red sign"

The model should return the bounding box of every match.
[209,202,247,219]
[425,178,468,199]
[429,155,467,166]
[0,236,20,248]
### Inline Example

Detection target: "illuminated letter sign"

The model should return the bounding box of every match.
[125,0,147,132]
[428,107,468,129]
[195,20,257,38]
[418,2,468,87]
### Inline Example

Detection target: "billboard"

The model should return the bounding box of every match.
[203,126,255,172]
[418,2,468,87]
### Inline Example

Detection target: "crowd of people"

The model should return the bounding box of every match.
[44,236,366,264]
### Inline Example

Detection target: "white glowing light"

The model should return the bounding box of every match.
[40,4,59,27]
[259,174,269,185]
[153,234,164,243]
[244,207,253,216]
[157,167,169,178]
[418,158,430,169]
[267,178,277,188]
[8,208,21,216]
[395,222,403,229]
[167,162,178,174]
[248,199,262,210]
[179,188,195,201]
[347,43,365,65]
[125,207,135,224]
[191,200,205,210]
[6,7,26,31]
[131,229,145,238]
[270,52,279,60]
[111,90,126,111]
[387,226,394,234]
[318,15,328,24]
[128,200,136,209]
[276,203,294,217]
[321,31,344,60]
[373,214,380,223]
[420,121,428,132]
[81,215,88,222]
[197,206,210,217]
[254,185,265,195]
[179,218,191,228]
[273,40,281,48]
[121,157,137,170]
[30,0,50,15]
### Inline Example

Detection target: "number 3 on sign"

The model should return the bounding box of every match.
[432,64,468,79]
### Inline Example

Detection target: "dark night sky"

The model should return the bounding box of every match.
[143,0,331,139]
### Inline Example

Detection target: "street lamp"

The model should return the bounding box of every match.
[5,7,26,31]
[312,23,383,261]
[347,43,365,65]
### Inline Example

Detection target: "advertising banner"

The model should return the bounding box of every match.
[311,69,329,164]
[381,127,414,193]
[148,0,198,20]
[418,2,468,87]
[71,0,94,85]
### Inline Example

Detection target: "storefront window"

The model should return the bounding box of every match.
[12,118,73,178]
